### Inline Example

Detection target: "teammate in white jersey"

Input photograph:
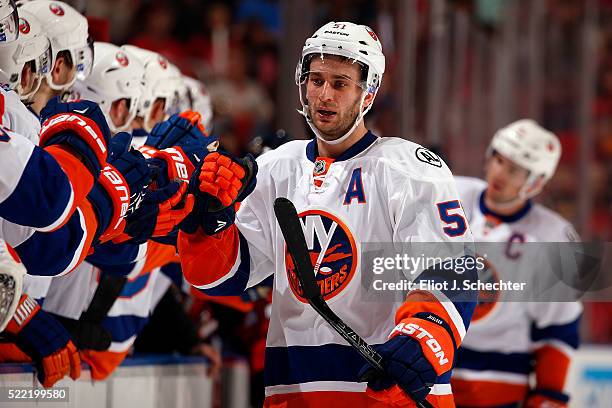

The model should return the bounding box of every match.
[178,22,477,407]
[17,0,92,116]
[451,120,581,408]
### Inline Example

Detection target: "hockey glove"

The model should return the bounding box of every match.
[139,111,218,187]
[39,98,111,177]
[359,313,456,406]
[115,181,195,243]
[4,295,81,387]
[87,132,151,243]
[180,152,257,235]
[524,389,569,408]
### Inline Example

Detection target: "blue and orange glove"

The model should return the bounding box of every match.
[524,390,569,408]
[115,181,195,243]
[4,295,81,388]
[359,313,456,406]
[140,111,218,187]
[87,132,151,243]
[39,98,111,178]
[180,152,257,236]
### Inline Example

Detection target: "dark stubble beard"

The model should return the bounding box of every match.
[309,97,362,141]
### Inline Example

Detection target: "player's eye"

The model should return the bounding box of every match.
[310,77,324,87]
[334,80,348,89]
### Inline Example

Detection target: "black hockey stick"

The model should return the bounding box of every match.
[273,197,434,408]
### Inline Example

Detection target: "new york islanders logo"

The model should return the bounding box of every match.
[19,19,30,35]
[115,51,129,67]
[285,209,357,302]
[49,3,65,16]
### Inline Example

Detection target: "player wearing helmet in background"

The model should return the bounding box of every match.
[452,120,581,408]
[19,0,93,116]
[70,42,144,134]
[120,45,182,137]
[181,75,214,134]
[178,21,477,407]
[0,5,51,141]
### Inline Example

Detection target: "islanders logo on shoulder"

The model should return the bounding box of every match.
[285,209,357,303]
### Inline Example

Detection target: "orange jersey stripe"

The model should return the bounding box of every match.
[451,378,528,407]
[141,241,179,275]
[80,349,130,381]
[44,145,94,228]
[179,225,239,287]
[534,345,571,392]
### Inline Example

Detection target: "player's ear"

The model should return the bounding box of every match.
[148,98,166,128]
[20,63,34,92]
[362,92,375,111]
[52,52,75,85]
[110,99,130,128]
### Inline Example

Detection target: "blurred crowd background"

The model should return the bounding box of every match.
[64,0,611,372]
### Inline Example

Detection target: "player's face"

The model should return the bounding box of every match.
[305,57,366,141]
[485,152,530,203]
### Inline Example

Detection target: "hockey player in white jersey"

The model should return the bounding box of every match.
[451,120,581,408]
[19,0,92,116]
[0,4,51,141]
[178,22,477,407]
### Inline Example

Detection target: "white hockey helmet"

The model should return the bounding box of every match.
[20,0,92,91]
[71,42,144,134]
[121,45,180,131]
[488,119,562,199]
[0,0,19,44]
[295,21,385,145]
[181,75,213,133]
[0,9,51,100]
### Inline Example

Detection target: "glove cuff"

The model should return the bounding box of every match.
[390,315,455,376]
[96,164,131,242]
[5,295,40,335]
[39,113,108,175]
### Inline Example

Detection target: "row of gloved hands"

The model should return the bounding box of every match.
[38,96,255,246]
[3,98,257,389]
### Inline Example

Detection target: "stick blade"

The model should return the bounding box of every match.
[273,198,320,300]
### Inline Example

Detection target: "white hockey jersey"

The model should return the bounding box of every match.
[0,88,40,143]
[451,176,581,407]
[180,133,478,407]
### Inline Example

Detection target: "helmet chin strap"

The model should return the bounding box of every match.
[18,74,43,103]
[299,91,370,147]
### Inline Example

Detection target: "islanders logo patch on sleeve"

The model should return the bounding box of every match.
[285,209,357,302]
